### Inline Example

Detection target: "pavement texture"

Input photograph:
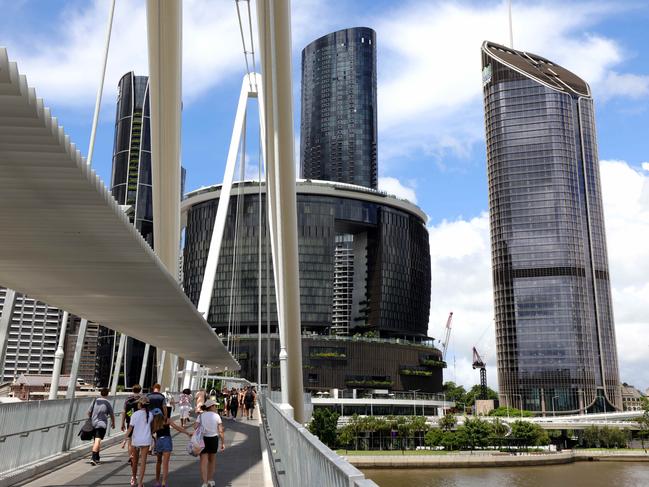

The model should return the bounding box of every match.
[17,416,268,487]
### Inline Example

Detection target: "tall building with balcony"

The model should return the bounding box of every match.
[300,27,378,189]
[481,41,621,413]
[0,290,62,382]
[182,180,440,392]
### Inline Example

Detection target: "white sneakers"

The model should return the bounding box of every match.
[200,482,215,487]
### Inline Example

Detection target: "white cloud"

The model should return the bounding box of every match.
[428,213,498,389]
[596,71,649,100]
[373,1,644,165]
[6,0,246,108]
[428,160,649,391]
[642,162,649,172]
[378,177,418,204]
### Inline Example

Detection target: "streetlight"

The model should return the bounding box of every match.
[595,396,608,424]
[504,395,510,420]
[551,395,559,417]
[577,389,585,415]
[441,393,446,417]
[512,393,523,419]
[410,389,420,415]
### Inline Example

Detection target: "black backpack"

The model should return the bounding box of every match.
[124,395,140,424]
[245,389,254,402]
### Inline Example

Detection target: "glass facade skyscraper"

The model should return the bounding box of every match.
[482,41,621,413]
[111,72,153,246]
[99,72,156,388]
[300,27,378,189]
[182,180,440,392]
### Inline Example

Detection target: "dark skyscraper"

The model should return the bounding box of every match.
[99,72,156,388]
[482,41,621,414]
[300,27,377,189]
[111,72,153,246]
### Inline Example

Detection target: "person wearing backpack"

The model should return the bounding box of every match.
[121,384,143,465]
[88,388,115,466]
[244,387,255,420]
[195,400,225,487]
[127,397,153,487]
[151,406,191,487]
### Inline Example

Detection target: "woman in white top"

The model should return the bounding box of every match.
[195,399,225,487]
[126,398,153,487]
[178,388,192,427]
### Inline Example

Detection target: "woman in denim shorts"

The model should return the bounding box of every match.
[151,407,191,487]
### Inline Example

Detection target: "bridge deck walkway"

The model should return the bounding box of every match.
[17,416,268,487]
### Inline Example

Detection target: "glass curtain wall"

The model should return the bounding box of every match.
[481,41,621,413]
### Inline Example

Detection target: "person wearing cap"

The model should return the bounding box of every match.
[151,406,191,487]
[126,397,152,487]
[195,399,225,487]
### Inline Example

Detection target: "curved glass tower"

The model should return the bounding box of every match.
[111,72,153,247]
[481,41,621,413]
[103,72,155,388]
[300,27,377,189]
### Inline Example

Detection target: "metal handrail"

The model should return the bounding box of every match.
[259,393,378,487]
[0,409,125,442]
[0,395,125,478]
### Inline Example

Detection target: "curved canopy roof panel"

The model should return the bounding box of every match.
[0,48,238,371]
[482,41,590,97]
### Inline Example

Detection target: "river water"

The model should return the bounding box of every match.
[363,462,649,487]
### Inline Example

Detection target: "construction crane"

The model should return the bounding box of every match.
[441,312,453,361]
[472,347,488,400]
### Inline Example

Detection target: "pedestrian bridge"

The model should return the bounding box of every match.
[0,393,377,487]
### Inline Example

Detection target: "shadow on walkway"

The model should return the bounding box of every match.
[17,416,264,487]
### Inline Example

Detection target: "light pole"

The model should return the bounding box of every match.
[577,389,585,415]
[504,395,510,420]
[441,393,446,417]
[513,393,523,419]
[411,389,420,416]
[596,396,608,424]
[369,392,373,416]
[551,395,559,417]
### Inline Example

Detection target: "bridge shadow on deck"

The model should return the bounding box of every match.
[18,416,264,487]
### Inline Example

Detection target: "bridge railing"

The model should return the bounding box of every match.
[260,393,378,487]
[0,396,125,480]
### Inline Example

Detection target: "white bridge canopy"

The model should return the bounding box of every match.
[0,48,238,371]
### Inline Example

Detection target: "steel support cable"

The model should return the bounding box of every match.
[257,125,263,387]
[235,0,253,91]
[245,0,258,88]
[87,0,117,168]
[226,113,247,355]
[233,110,249,363]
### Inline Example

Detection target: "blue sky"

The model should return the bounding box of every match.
[1,0,648,391]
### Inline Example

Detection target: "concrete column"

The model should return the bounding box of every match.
[49,311,69,400]
[256,0,285,406]
[138,343,150,387]
[146,0,182,391]
[0,288,17,381]
[110,333,127,396]
[66,319,88,399]
[158,350,167,386]
[266,0,305,423]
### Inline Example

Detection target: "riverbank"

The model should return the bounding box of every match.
[342,449,649,468]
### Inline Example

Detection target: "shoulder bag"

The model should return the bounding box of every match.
[78,399,97,441]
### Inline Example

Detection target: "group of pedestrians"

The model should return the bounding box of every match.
[222,386,256,421]
[86,383,227,487]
